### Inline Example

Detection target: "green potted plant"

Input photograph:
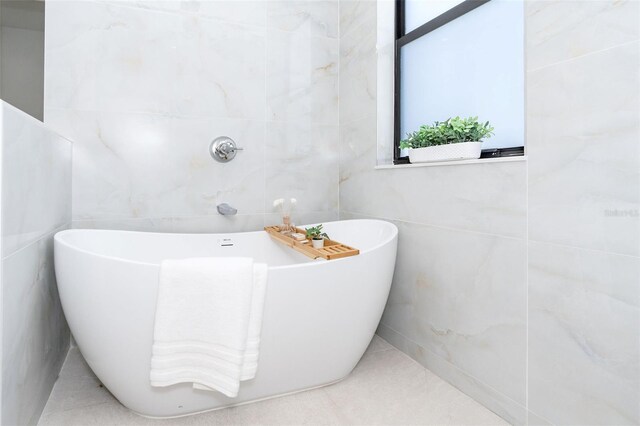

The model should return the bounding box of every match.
[305,224,330,249]
[400,116,494,163]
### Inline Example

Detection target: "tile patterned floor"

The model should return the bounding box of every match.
[38,336,509,425]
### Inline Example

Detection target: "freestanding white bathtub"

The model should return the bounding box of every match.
[54,219,398,418]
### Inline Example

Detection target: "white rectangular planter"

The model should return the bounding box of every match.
[408,141,482,163]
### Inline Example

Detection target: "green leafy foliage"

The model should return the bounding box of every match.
[305,224,329,240]
[399,116,494,149]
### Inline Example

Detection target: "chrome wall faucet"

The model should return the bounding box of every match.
[217,203,237,216]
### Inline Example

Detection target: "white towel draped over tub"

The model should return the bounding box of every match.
[150,257,268,398]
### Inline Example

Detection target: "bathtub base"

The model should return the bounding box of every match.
[131,376,348,419]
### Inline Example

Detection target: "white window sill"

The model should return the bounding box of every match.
[374,155,527,170]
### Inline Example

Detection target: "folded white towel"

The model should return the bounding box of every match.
[241,262,268,380]
[150,258,268,397]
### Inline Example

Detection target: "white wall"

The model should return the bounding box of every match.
[525,1,639,424]
[44,0,340,232]
[0,101,72,425]
[340,0,639,424]
[0,1,45,121]
[0,26,44,121]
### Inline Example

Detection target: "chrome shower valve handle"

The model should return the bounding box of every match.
[209,136,244,162]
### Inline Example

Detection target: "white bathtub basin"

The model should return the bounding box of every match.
[53,219,398,418]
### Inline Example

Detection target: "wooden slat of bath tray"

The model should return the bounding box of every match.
[264,226,359,260]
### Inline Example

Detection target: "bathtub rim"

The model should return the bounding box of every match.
[54,219,398,270]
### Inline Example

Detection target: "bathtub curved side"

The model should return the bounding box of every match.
[54,225,398,417]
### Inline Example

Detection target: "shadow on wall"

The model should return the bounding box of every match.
[0,0,45,121]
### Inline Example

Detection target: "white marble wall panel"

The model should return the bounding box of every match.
[340,210,528,424]
[71,210,339,235]
[46,2,266,119]
[266,121,339,214]
[98,0,268,27]
[381,220,527,405]
[2,232,70,426]
[45,0,340,228]
[267,0,339,38]
[341,161,527,238]
[339,11,376,124]
[526,0,640,71]
[1,103,72,256]
[376,323,528,425]
[45,109,266,220]
[339,115,377,185]
[266,29,339,125]
[0,102,72,425]
[525,2,640,424]
[375,0,395,165]
[527,41,640,257]
[528,241,640,425]
[263,210,339,228]
[71,214,264,234]
[340,0,376,39]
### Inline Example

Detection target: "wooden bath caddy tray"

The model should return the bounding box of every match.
[264,226,360,260]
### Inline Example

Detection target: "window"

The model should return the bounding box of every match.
[394,0,525,164]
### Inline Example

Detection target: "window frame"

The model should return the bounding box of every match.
[393,0,525,164]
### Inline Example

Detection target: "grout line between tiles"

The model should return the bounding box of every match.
[1,222,70,261]
[89,0,342,41]
[525,131,530,421]
[523,10,530,412]
[343,209,640,260]
[44,106,339,128]
[526,237,640,260]
[263,5,268,228]
[70,211,335,225]
[527,39,640,73]
[339,3,375,41]
[341,209,527,242]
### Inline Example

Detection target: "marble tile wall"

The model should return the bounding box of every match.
[526,0,640,423]
[0,101,72,425]
[340,0,639,424]
[44,0,339,231]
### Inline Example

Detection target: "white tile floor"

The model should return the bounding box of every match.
[38,336,509,426]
